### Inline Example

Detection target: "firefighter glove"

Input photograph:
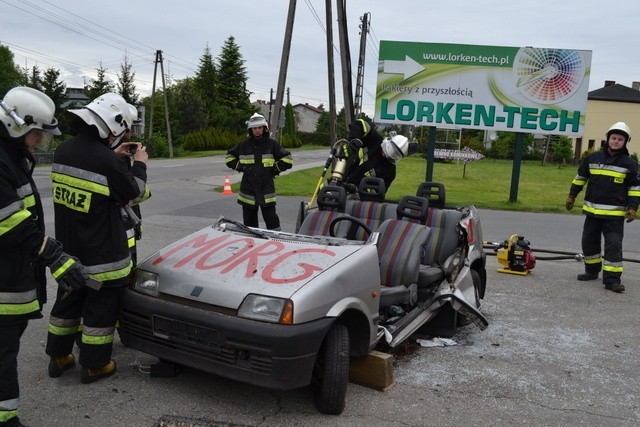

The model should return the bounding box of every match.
[336,142,350,160]
[565,196,575,211]
[626,208,637,223]
[347,138,363,157]
[38,237,88,293]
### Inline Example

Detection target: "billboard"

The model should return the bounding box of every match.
[375,41,592,136]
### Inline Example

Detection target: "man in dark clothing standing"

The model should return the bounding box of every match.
[0,87,87,427]
[225,113,293,230]
[566,122,640,292]
[45,93,149,384]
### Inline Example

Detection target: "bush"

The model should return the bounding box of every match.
[280,133,302,149]
[145,135,169,158]
[298,131,333,146]
[182,128,245,151]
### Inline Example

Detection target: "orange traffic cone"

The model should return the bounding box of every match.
[222,176,233,195]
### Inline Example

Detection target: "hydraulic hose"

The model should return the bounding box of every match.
[483,242,640,264]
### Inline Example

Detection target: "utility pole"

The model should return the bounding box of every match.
[268,88,274,126]
[148,53,158,141]
[148,50,174,158]
[336,0,354,130]
[325,0,337,144]
[272,0,296,140]
[354,12,370,118]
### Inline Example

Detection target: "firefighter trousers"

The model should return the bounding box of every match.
[0,321,27,426]
[242,204,280,230]
[46,286,125,369]
[581,215,624,285]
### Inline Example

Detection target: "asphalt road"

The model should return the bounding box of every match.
[18,152,640,426]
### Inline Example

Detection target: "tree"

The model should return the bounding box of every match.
[315,107,346,137]
[193,44,217,127]
[490,131,534,159]
[0,45,25,96]
[87,61,114,99]
[41,68,67,108]
[25,65,43,91]
[551,136,574,167]
[40,68,68,134]
[283,102,296,136]
[117,54,138,104]
[215,36,253,132]
[281,102,301,147]
[170,77,208,137]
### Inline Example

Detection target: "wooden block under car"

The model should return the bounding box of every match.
[348,350,395,391]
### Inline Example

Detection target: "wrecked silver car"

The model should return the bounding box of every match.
[119,180,487,414]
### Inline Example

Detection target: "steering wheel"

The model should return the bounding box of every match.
[329,216,372,239]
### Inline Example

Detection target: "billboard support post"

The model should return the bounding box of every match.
[509,132,525,202]
[425,126,437,182]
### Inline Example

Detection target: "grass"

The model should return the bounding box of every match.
[275,156,581,213]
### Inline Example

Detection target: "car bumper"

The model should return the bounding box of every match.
[119,289,334,390]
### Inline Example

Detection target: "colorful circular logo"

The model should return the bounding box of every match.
[513,47,586,104]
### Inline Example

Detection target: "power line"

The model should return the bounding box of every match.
[34,0,198,73]
[1,0,197,80]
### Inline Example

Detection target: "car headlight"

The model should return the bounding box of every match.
[238,294,293,324]
[133,269,159,297]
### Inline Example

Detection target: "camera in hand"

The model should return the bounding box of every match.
[128,144,138,155]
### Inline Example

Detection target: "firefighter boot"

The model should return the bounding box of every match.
[577,273,599,281]
[81,360,117,384]
[48,354,76,378]
[605,283,625,293]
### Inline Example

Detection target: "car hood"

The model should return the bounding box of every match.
[136,225,366,309]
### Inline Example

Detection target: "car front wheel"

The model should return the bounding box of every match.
[313,323,350,414]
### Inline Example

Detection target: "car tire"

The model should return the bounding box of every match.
[457,269,482,326]
[313,323,349,415]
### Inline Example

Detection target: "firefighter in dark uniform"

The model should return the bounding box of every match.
[71,100,150,346]
[341,118,410,193]
[566,122,640,292]
[225,113,293,230]
[0,87,87,427]
[45,93,149,383]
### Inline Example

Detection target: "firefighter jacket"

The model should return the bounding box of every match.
[569,148,640,219]
[225,135,293,207]
[51,126,148,286]
[0,138,47,324]
[344,122,396,191]
[121,157,152,259]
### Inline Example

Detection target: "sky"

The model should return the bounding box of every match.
[1,0,639,118]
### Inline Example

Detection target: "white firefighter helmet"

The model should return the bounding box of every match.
[606,122,631,142]
[68,92,130,139]
[247,113,269,130]
[126,104,140,126]
[0,86,61,138]
[381,134,409,163]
